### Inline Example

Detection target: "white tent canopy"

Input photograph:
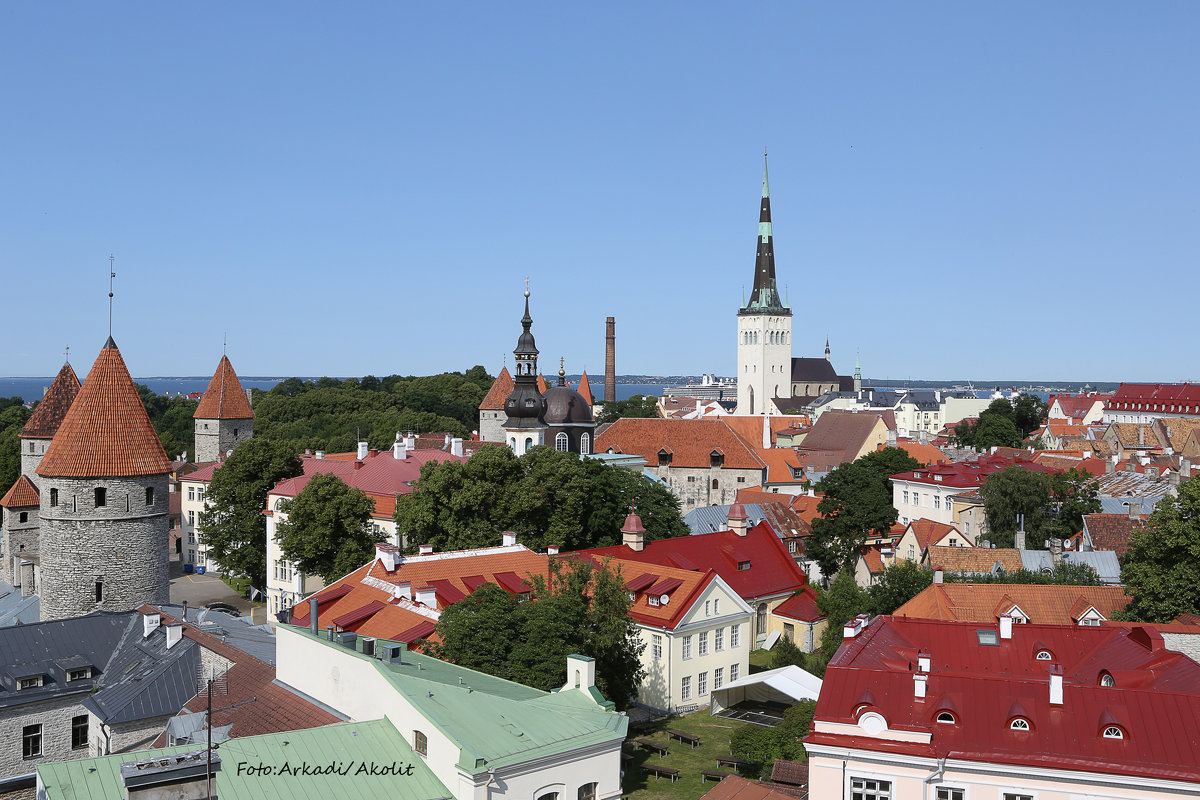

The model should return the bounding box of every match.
[710,664,822,722]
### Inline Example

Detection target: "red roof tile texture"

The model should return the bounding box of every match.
[1083,513,1147,558]
[0,475,39,508]
[193,355,254,419]
[37,340,172,478]
[894,583,1131,624]
[478,367,514,410]
[703,774,807,800]
[773,587,824,622]
[596,417,766,470]
[1107,383,1200,414]
[19,362,80,439]
[577,371,594,406]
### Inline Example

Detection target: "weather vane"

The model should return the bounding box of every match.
[108,255,116,337]
[523,275,530,295]
[63,345,70,364]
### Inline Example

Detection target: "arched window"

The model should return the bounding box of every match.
[1102,725,1124,739]
[524,437,533,452]
[1035,650,1052,661]
[936,712,955,724]
[711,479,719,489]
[555,433,569,451]
[1010,717,1031,731]
[580,433,590,455]
[579,784,597,800]
[756,603,767,635]
[1099,672,1115,687]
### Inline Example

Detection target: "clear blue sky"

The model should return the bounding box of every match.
[2,3,1197,383]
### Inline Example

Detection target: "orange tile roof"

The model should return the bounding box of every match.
[478,367,514,410]
[580,555,716,630]
[19,362,80,439]
[596,418,766,470]
[906,519,959,550]
[37,339,172,478]
[925,546,1024,574]
[894,583,1131,624]
[537,373,549,394]
[701,773,807,800]
[758,447,805,483]
[721,415,807,448]
[0,475,39,508]
[883,439,949,466]
[577,371,594,406]
[193,355,254,419]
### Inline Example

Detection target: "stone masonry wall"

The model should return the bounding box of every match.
[19,438,50,491]
[39,475,170,621]
[1,511,39,586]
[479,409,507,443]
[652,465,764,509]
[194,418,252,463]
[197,645,233,688]
[0,694,93,782]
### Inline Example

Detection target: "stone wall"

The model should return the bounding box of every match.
[19,438,50,491]
[0,694,92,782]
[1,510,39,586]
[478,409,507,443]
[194,418,252,463]
[652,465,764,509]
[38,474,170,621]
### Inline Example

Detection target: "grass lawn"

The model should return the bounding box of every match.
[748,649,772,674]
[623,710,759,800]
[221,574,265,605]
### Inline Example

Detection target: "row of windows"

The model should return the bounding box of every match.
[186,486,205,502]
[23,717,88,759]
[740,330,789,345]
[553,433,591,453]
[679,664,739,701]
[47,487,155,508]
[679,624,740,659]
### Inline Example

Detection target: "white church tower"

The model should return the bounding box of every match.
[736,155,792,415]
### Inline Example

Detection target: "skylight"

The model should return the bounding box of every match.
[977,629,999,646]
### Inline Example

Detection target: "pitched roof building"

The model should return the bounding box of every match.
[1104,382,1200,423]
[893,583,1131,625]
[193,354,254,462]
[18,362,81,482]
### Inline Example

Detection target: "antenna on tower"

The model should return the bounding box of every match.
[108,255,116,337]
[223,333,227,356]
[63,345,70,365]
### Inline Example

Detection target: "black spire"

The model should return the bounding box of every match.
[740,153,790,316]
[503,283,547,430]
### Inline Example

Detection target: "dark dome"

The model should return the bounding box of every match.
[543,385,593,425]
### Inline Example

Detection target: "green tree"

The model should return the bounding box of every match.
[729,701,816,774]
[596,394,659,424]
[1048,468,1102,542]
[868,561,933,616]
[583,558,647,706]
[1012,393,1049,438]
[971,413,1022,449]
[1118,474,1200,622]
[199,438,303,588]
[815,570,871,660]
[0,403,32,498]
[807,448,923,577]
[944,562,1101,585]
[770,635,806,670]
[276,473,377,584]
[424,582,525,677]
[951,418,977,448]
[980,466,1052,548]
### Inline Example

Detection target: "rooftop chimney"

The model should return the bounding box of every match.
[1050,537,1063,566]
[1049,664,1064,705]
[418,544,434,555]
[309,597,319,635]
[404,433,417,450]
[502,531,517,547]
[415,585,437,607]
[843,613,870,639]
[376,543,399,571]
[165,622,183,650]
[393,435,408,460]
[315,450,325,459]
[392,582,412,601]
[621,511,646,552]
[933,568,943,584]
[1127,500,1141,519]
[917,651,930,672]
[999,613,1014,640]
[563,654,597,693]
[1014,530,1026,550]
[604,317,616,404]
[547,544,560,555]
[451,437,464,457]
[142,612,161,638]
[357,441,369,460]
[1182,457,1192,478]
[727,503,749,536]
[914,672,928,699]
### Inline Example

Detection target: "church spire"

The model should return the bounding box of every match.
[740,152,788,315]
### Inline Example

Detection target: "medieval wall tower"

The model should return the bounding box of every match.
[18,362,81,487]
[194,355,254,462]
[36,337,172,621]
[736,155,793,415]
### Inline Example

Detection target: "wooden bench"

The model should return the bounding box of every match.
[667,728,701,748]
[716,756,750,771]
[701,770,732,783]
[642,764,680,782]
[635,738,669,757]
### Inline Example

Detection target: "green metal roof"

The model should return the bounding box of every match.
[37,720,452,800]
[293,627,628,773]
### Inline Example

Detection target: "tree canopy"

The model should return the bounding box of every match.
[0,400,31,499]
[1118,474,1200,622]
[395,445,688,552]
[980,466,1099,549]
[596,394,659,424]
[425,557,645,708]
[729,700,816,775]
[944,562,1102,585]
[807,447,923,578]
[953,393,1047,449]
[199,437,303,588]
[275,473,378,584]
[867,560,933,616]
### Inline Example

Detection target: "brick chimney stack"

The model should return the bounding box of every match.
[604,316,616,404]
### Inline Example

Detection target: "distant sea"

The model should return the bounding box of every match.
[0,377,669,403]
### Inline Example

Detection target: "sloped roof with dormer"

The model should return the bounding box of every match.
[19,362,81,440]
[194,355,254,420]
[37,338,172,478]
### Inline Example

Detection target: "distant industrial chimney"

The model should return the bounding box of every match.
[604,316,616,403]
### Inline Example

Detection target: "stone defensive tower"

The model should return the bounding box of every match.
[36,337,172,621]
[194,355,254,462]
[478,366,515,443]
[19,362,81,487]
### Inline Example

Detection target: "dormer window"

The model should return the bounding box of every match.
[1103,725,1125,739]
[737,561,751,571]
[18,675,43,690]
[936,712,956,724]
[1035,650,1053,661]
[1010,717,1031,731]
[710,450,724,468]
[658,450,672,467]
[67,667,92,682]
[1099,672,1115,687]
[648,596,660,607]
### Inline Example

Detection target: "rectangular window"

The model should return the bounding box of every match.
[714,667,724,690]
[71,715,88,749]
[913,492,919,506]
[67,668,91,682]
[1002,795,1033,800]
[652,634,662,660]
[850,778,891,800]
[682,635,692,660]
[714,598,720,614]
[197,488,204,502]
[188,510,195,525]
[705,600,711,616]
[783,623,795,641]
[730,624,740,648]
[188,487,195,501]
[936,790,964,800]
[715,628,724,651]
[94,487,106,507]
[934,496,941,510]
[699,631,709,656]
[730,663,740,681]
[23,724,42,759]
[50,488,58,506]
[145,486,154,506]
[698,671,708,696]
[413,730,428,756]
[903,490,909,503]
[681,676,691,701]
[95,580,103,603]
[788,540,797,553]
[737,560,750,570]
[18,676,41,690]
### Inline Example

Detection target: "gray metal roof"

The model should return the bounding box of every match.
[685,503,770,535]
[82,645,200,724]
[1100,495,1165,514]
[158,603,277,666]
[1018,550,1122,584]
[0,580,40,627]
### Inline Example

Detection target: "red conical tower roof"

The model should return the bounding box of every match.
[578,371,594,406]
[37,338,171,478]
[479,367,515,411]
[20,362,81,440]
[194,355,254,420]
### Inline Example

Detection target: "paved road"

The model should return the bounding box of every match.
[168,560,253,615]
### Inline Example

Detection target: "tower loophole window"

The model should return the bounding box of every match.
[50,488,58,507]
[145,487,155,506]
[94,488,107,507]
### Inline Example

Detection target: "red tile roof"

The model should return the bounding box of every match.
[0,475,39,508]
[891,452,1060,489]
[193,355,254,419]
[894,583,1131,624]
[478,367,514,411]
[1082,513,1147,558]
[574,555,717,631]
[578,521,808,602]
[37,339,172,478]
[1107,383,1200,415]
[19,362,80,439]
[808,616,1200,783]
[773,587,824,622]
[596,418,766,470]
[905,519,959,551]
[577,371,594,406]
[701,773,807,800]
